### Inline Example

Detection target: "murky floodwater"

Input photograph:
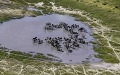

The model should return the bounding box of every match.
[0,14,101,63]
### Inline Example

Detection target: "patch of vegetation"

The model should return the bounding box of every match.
[7,50,58,62]
[98,38,108,46]
[10,51,23,55]
[0,50,8,59]
[0,45,58,63]
[93,34,102,39]
[10,51,33,57]
[112,32,120,37]
[68,13,91,23]
[8,53,29,61]
[47,54,59,59]
[62,73,76,75]
[0,14,13,23]
[31,10,42,17]
[0,14,23,23]
[47,54,54,57]
[90,23,100,27]
[115,5,119,8]
[53,62,61,66]
[94,46,119,63]
[102,2,108,5]
[42,8,53,14]
[33,53,53,61]
[87,71,97,75]
[10,0,53,6]
[53,0,120,29]
[96,0,100,2]
[89,41,98,45]
[102,71,115,75]
[109,41,120,47]
[10,0,28,5]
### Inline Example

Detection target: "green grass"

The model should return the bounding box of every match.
[94,46,119,63]
[10,51,23,55]
[6,50,56,62]
[33,53,53,61]
[99,71,115,75]
[10,0,53,6]
[10,51,33,57]
[0,50,8,59]
[9,0,120,30]
[31,10,43,17]
[0,14,23,23]
[8,53,29,61]
[62,73,76,75]
[70,14,90,22]
[10,0,28,5]
[110,41,120,47]
[0,14,14,23]
[53,0,120,30]
[0,46,56,62]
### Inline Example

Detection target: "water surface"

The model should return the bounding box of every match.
[0,14,101,63]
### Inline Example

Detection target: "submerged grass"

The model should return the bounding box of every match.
[0,45,58,63]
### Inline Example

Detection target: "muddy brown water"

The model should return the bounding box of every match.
[0,14,101,63]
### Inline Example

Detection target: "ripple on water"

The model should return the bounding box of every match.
[0,14,101,63]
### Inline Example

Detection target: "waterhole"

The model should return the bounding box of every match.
[0,14,101,63]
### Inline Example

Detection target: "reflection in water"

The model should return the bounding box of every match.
[0,14,101,63]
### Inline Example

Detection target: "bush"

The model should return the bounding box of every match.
[115,5,119,8]
[96,0,99,2]
[102,2,107,5]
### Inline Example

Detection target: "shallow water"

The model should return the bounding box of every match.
[27,6,44,14]
[0,14,101,63]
